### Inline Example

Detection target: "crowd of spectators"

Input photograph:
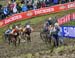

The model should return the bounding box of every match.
[0,0,75,20]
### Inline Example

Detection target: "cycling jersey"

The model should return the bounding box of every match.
[47,20,53,25]
[5,29,12,35]
[10,28,19,35]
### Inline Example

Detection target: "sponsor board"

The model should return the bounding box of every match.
[58,14,71,25]
[0,2,75,28]
[0,21,4,26]
[34,7,54,15]
[4,15,22,24]
[26,11,33,16]
[68,3,75,8]
[61,26,75,38]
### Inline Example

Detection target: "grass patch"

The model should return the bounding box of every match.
[63,21,75,26]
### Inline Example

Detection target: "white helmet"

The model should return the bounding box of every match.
[15,26,19,29]
[48,17,52,20]
[54,22,59,26]
[26,25,30,28]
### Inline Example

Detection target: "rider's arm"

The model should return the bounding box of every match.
[31,27,34,31]
[23,28,26,32]
[5,30,9,34]
[10,30,14,34]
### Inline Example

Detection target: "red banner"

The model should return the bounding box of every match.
[0,2,75,28]
[58,14,71,25]
[58,12,75,25]
[71,13,75,20]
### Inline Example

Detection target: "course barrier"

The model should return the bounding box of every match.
[60,26,75,38]
[0,1,75,28]
[58,13,75,25]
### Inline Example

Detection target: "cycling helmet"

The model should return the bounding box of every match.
[48,17,52,20]
[54,22,59,26]
[26,25,30,28]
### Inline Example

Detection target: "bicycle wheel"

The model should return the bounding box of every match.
[40,31,47,41]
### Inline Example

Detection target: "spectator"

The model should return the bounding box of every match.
[0,4,2,9]
[27,1,33,10]
[37,1,41,9]
[16,2,22,13]
[65,0,69,3]
[61,0,66,4]
[0,5,3,20]
[33,0,38,9]
[0,0,74,20]
[41,1,46,8]
[72,0,75,1]
[45,0,50,7]
[11,0,16,2]
[13,2,17,14]
[20,1,25,8]
[22,4,28,12]
[7,3,14,15]
[33,3,37,10]
[53,0,59,5]
[21,0,25,4]
[3,6,9,18]
[0,5,2,13]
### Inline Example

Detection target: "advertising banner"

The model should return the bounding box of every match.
[0,2,75,28]
[71,13,75,20]
[61,26,75,38]
[57,14,71,25]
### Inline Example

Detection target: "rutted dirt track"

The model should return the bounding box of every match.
[0,32,51,58]
[0,23,75,58]
[0,31,75,58]
[0,21,51,58]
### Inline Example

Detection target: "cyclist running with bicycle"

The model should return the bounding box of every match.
[4,26,12,42]
[43,17,53,32]
[23,23,33,42]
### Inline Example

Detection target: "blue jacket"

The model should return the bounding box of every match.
[3,7,9,15]
[22,5,28,12]
[53,0,58,4]
[5,29,12,35]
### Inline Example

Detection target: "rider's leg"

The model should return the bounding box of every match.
[53,34,59,47]
[4,34,8,42]
[55,34,59,47]
[12,35,17,46]
[59,36,64,45]
[8,35,11,45]
[27,33,31,42]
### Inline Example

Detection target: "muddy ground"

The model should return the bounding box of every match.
[0,23,75,58]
